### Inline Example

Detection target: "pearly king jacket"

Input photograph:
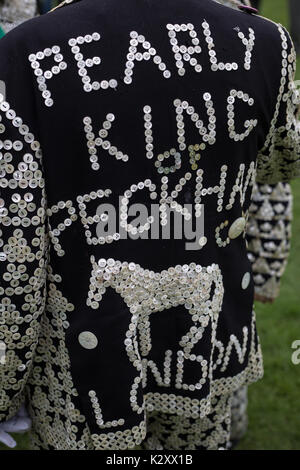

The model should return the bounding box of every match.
[0,0,299,450]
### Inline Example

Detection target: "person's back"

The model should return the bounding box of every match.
[0,0,299,450]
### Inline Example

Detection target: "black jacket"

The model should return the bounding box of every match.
[0,0,299,449]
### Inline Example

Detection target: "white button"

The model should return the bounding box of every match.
[228,217,246,239]
[199,236,207,247]
[78,331,98,349]
[241,272,251,290]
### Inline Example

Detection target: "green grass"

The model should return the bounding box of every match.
[1,0,300,451]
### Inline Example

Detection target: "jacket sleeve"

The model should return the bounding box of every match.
[256,26,300,184]
[0,35,48,423]
[246,182,292,299]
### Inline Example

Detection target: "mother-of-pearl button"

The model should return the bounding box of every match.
[241,272,251,290]
[78,331,98,349]
[228,217,246,239]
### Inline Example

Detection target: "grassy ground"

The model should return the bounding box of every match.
[1,0,299,451]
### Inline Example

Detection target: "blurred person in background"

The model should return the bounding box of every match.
[217,0,295,447]
[0,0,37,33]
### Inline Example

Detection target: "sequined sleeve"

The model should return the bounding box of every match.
[0,94,48,422]
[246,182,292,299]
[256,26,300,184]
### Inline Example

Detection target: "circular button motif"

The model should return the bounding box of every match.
[228,217,246,239]
[241,272,251,290]
[199,236,207,247]
[78,331,98,350]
